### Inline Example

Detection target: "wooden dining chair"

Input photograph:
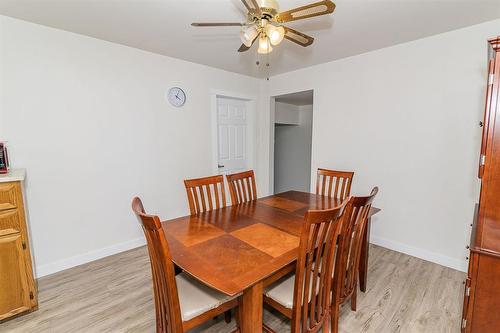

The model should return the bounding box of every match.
[330,187,379,333]
[184,175,226,215]
[263,202,347,333]
[226,170,257,205]
[316,168,354,201]
[131,197,239,333]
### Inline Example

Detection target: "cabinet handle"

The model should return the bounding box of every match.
[479,121,484,127]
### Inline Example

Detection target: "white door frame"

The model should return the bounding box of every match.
[269,96,276,194]
[210,89,257,175]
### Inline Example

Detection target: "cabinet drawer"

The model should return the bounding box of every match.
[0,209,22,232]
[0,182,20,212]
[0,229,31,321]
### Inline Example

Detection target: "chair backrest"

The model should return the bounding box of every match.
[131,197,183,333]
[226,170,257,205]
[291,202,346,333]
[335,187,379,304]
[316,168,354,201]
[184,175,226,215]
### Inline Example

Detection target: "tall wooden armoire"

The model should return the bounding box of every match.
[462,36,500,332]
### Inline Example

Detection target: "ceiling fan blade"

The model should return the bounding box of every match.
[241,0,262,15]
[275,0,335,23]
[284,27,314,47]
[191,22,244,27]
[238,44,251,52]
[238,35,258,52]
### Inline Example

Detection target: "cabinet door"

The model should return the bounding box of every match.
[471,255,500,332]
[0,229,31,321]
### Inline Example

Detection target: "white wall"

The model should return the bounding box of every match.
[0,16,261,277]
[258,19,500,272]
[274,104,313,193]
[275,102,300,125]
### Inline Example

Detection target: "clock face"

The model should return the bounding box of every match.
[167,87,186,107]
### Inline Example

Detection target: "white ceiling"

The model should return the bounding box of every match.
[1,0,499,78]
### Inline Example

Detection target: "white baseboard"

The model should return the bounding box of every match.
[370,234,467,272]
[35,237,146,278]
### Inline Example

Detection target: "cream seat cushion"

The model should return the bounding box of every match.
[265,274,297,309]
[176,273,238,321]
[264,273,321,310]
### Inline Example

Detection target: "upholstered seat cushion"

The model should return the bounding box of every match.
[265,274,297,309]
[264,273,322,310]
[176,273,238,321]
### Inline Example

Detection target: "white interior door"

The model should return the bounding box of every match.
[217,97,247,174]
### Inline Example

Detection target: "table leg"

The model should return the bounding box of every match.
[239,281,263,333]
[359,217,371,292]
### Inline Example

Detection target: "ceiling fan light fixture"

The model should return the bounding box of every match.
[240,25,258,47]
[258,35,273,54]
[266,25,285,46]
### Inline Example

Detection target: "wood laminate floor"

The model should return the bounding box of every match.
[1,245,465,333]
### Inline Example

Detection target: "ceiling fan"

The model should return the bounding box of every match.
[191,0,336,54]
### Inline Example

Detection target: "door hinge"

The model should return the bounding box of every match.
[466,287,470,297]
[462,318,467,329]
[22,241,26,250]
[29,291,34,300]
[480,154,486,166]
[489,73,495,85]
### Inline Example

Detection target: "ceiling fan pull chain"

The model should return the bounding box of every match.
[266,38,270,81]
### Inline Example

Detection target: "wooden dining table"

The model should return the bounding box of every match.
[162,190,380,333]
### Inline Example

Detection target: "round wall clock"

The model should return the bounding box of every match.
[167,87,186,107]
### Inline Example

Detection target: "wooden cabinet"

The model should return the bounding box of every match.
[462,36,500,333]
[0,170,37,322]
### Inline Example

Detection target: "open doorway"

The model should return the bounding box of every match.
[272,90,313,194]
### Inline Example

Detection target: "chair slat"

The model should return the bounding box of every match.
[205,185,213,211]
[214,183,220,209]
[199,186,207,212]
[193,188,201,214]
[238,180,245,203]
[242,178,249,202]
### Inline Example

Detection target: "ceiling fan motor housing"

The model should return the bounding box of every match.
[258,0,279,18]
